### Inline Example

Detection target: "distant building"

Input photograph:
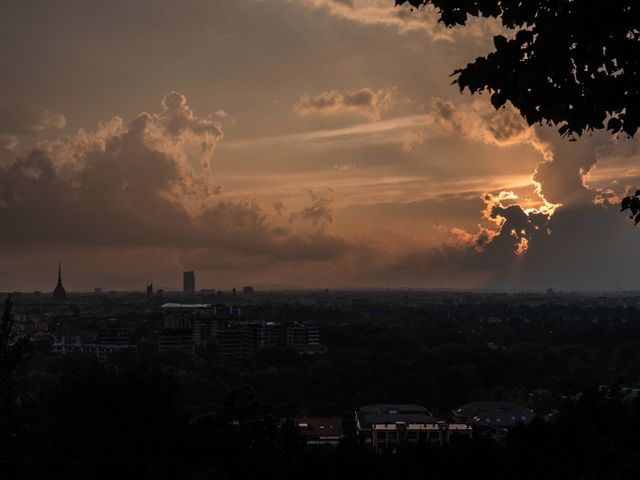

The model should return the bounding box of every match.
[217,321,322,357]
[183,271,195,296]
[370,422,471,452]
[158,328,194,354]
[157,303,319,357]
[356,404,471,452]
[242,286,254,295]
[52,262,67,303]
[292,417,344,446]
[160,303,242,348]
[286,324,321,353]
[53,328,133,360]
[52,342,131,360]
[98,326,131,346]
[217,323,254,356]
[356,404,439,444]
[146,282,154,298]
[452,401,535,441]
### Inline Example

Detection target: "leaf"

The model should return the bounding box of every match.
[493,35,508,50]
[607,117,622,132]
[621,196,631,211]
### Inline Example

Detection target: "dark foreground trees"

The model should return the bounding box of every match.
[3,360,640,480]
[397,1,640,138]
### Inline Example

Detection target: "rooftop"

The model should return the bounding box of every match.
[454,401,535,428]
[358,404,439,427]
[161,303,211,309]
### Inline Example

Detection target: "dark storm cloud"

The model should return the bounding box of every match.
[359,201,638,291]
[532,130,610,207]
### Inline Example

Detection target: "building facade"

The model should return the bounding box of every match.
[183,271,195,296]
[356,404,472,452]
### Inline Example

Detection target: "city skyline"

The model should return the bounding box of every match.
[16,260,640,294]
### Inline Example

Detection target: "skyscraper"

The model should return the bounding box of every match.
[52,262,67,303]
[183,271,195,296]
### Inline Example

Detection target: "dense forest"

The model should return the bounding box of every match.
[3,297,640,478]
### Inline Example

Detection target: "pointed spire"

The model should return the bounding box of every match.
[53,261,67,302]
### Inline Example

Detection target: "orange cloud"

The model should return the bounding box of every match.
[293,87,393,121]
[298,0,500,41]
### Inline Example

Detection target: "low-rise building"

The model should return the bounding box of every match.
[370,422,472,452]
[52,342,132,360]
[356,404,472,452]
[453,401,535,441]
[98,325,131,346]
[158,328,195,354]
[292,417,344,446]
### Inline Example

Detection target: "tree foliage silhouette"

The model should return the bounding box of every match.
[0,295,29,382]
[0,295,31,471]
[397,1,640,137]
[396,1,640,218]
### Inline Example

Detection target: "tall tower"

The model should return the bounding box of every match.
[183,271,195,297]
[52,262,68,303]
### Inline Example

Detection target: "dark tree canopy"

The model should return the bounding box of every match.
[397,1,640,138]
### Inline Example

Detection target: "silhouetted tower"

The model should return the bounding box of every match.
[146,282,154,298]
[52,262,67,303]
[183,271,195,296]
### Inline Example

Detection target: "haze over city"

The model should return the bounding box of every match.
[2,0,639,292]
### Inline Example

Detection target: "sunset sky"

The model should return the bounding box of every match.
[2,0,640,291]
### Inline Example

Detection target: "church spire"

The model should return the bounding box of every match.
[53,261,67,303]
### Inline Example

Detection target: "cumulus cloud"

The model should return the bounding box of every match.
[418,98,624,211]
[293,88,393,121]
[289,190,335,230]
[401,98,550,161]
[0,104,66,135]
[297,0,499,41]
[214,109,236,124]
[395,97,640,290]
[0,135,18,152]
[36,91,224,212]
[437,190,550,260]
[0,92,354,276]
[0,104,66,155]
[273,200,287,216]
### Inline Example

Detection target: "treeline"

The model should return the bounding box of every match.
[3,298,640,477]
[2,352,640,480]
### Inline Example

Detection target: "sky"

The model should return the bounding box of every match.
[2,0,640,292]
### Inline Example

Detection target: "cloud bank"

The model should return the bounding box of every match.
[0,93,351,272]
